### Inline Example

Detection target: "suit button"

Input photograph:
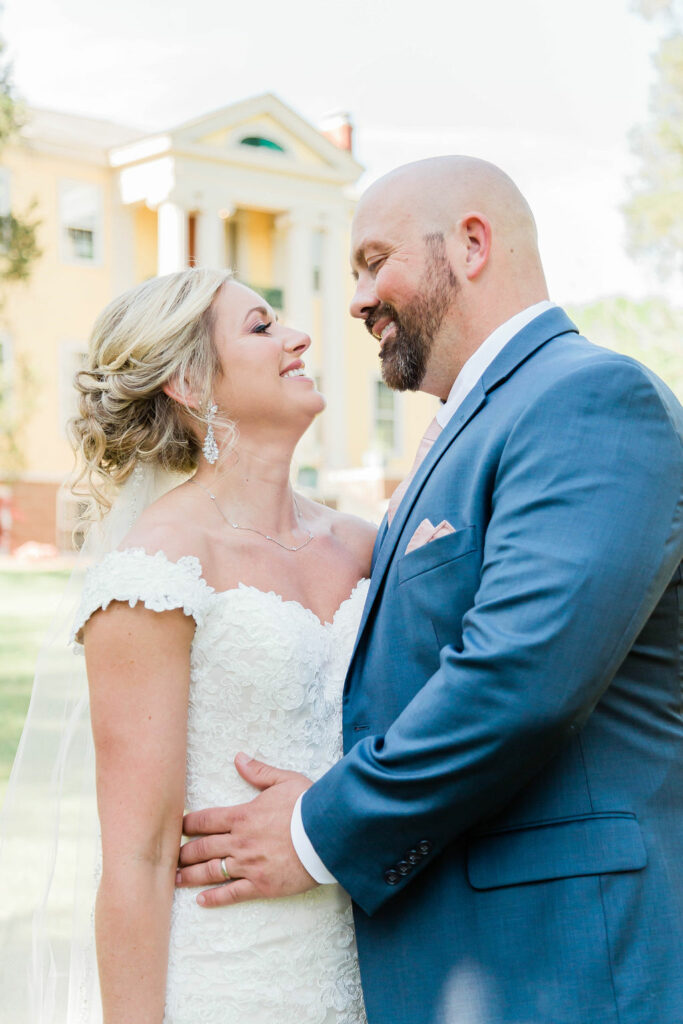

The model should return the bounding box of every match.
[407,849,421,865]
[384,869,400,885]
[417,839,433,856]
[397,859,411,875]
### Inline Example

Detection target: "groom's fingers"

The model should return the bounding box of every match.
[179,834,230,867]
[233,752,294,789]
[182,765,308,838]
[197,876,260,909]
[183,805,237,837]
[176,857,234,888]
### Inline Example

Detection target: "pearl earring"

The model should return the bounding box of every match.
[202,403,219,464]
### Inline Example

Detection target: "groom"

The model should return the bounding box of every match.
[177,157,683,1023]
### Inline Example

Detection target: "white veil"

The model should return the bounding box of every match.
[0,464,186,1024]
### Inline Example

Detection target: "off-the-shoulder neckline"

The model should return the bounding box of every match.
[100,547,370,629]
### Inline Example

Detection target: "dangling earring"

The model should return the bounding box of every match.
[202,403,219,464]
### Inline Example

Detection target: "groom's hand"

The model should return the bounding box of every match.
[176,753,316,907]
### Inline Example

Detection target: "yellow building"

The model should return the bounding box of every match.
[0,93,435,551]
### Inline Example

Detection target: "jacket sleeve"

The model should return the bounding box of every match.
[301,357,683,915]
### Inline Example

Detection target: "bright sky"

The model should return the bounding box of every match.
[3,0,673,304]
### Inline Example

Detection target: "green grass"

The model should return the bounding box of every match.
[0,570,70,800]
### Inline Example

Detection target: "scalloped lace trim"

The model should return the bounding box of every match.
[72,547,368,643]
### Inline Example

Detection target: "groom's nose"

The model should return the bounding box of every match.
[350,276,377,321]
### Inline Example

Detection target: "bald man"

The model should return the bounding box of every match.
[178,158,683,1024]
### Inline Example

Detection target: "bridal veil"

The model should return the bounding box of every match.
[0,465,186,1024]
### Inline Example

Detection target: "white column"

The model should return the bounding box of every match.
[278,209,315,340]
[232,209,250,282]
[196,208,226,268]
[110,201,136,293]
[157,200,188,274]
[279,209,318,474]
[320,213,349,470]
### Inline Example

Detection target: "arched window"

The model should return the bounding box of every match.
[239,136,285,153]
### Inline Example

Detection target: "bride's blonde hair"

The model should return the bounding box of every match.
[70,267,233,513]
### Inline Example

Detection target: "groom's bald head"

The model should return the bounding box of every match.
[350,156,549,397]
[358,156,537,243]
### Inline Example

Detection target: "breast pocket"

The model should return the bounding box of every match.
[397,525,478,583]
[396,525,480,656]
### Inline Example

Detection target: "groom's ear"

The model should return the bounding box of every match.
[461,213,492,281]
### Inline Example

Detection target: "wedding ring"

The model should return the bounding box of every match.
[220,857,231,881]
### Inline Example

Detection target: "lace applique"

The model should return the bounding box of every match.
[72,547,370,1023]
[166,575,369,1022]
[71,548,212,646]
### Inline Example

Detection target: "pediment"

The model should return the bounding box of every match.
[168,93,362,182]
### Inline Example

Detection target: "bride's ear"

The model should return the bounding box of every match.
[163,375,200,411]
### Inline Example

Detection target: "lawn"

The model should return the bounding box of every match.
[0,569,71,801]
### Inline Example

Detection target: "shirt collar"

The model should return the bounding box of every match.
[436,301,555,428]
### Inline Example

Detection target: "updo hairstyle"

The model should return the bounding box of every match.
[70,267,233,513]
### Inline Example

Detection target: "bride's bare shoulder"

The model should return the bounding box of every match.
[117,478,211,566]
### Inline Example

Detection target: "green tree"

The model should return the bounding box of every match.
[0,356,33,476]
[0,35,40,285]
[0,31,40,494]
[567,296,683,398]
[624,0,683,277]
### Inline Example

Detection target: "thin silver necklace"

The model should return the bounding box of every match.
[191,478,314,552]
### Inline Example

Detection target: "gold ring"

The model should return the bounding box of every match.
[220,857,230,881]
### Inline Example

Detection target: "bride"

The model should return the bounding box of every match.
[32,267,373,1022]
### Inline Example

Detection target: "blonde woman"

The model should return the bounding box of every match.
[69,268,374,1022]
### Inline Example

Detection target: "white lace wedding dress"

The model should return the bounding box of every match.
[73,548,369,1024]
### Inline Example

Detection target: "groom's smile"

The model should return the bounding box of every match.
[367,313,396,347]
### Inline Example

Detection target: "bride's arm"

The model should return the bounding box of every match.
[84,602,195,1024]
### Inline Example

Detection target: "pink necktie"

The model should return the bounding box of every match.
[387,415,443,524]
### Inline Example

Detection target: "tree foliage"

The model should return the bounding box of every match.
[567,295,682,398]
[636,0,680,18]
[0,36,23,148]
[0,35,40,286]
[0,355,33,478]
[0,29,40,480]
[624,1,683,277]
[0,203,41,281]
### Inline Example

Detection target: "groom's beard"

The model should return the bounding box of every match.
[370,236,459,392]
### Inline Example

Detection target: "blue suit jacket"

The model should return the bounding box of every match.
[302,309,683,1024]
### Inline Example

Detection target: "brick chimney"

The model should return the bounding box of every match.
[320,112,353,154]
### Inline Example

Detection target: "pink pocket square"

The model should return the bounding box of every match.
[405,518,456,555]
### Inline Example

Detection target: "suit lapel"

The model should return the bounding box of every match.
[350,307,578,662]
[371,515,389,573]
[480,307,577,395]
[372,380,486,586]
[350,382,486,655]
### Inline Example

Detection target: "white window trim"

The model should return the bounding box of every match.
[370,372,403,461]
[58,178,104,267]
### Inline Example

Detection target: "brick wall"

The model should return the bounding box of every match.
[0,480,59,552]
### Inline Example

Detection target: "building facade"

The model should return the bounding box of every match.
[0,93,436,551]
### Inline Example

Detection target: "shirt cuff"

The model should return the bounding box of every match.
[290,793,338,885]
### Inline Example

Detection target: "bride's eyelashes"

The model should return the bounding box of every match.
[251,321,273,334]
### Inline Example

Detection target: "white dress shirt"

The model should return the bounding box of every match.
[291,300,556,884]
